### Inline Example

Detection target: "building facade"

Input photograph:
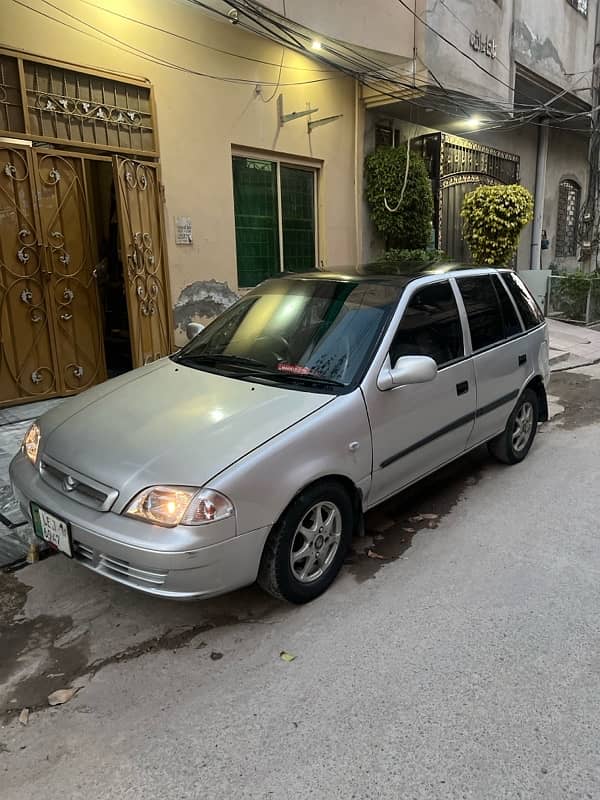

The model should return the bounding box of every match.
[0,0,597,407]
[0,0,361,406]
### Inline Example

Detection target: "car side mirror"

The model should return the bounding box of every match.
[186,322,205,341]
[377,355,438,391]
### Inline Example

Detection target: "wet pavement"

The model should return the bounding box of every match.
[2,365,600,799]
[2,365,599,722]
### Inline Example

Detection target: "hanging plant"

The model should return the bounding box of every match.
[364,145,434,250]
[461,183,534,266]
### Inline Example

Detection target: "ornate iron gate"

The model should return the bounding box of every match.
[0,144,106,406]
[411,133,520,261]
[0,145,57,404]
[113,157,172,366]
[0,50,170,405]
[35,151,106,394]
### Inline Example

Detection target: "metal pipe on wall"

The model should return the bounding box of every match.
[530,117,549,270]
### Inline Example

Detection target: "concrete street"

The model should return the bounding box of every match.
[1,364,600,799]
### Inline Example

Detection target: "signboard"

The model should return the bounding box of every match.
[469,31,497,60]
[175,216,192,245]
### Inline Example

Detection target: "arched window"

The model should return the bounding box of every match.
[555,179,581,258]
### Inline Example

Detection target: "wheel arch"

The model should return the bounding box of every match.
[265,473,364,547]
[525,374,549,422]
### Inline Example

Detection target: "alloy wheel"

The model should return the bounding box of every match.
[512,401,534,453]
[289,501,342,583]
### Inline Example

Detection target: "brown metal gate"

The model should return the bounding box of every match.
[0,144,105,407]
[113,156,172,367]
[0,51,170,406]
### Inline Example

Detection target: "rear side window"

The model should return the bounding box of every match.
[491,275,522,338]
[390,281,463,367]
[501,272,545,329]
[457,276,505,351]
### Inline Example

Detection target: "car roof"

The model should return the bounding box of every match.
[276,263,507,287]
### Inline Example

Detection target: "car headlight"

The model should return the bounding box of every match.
[22,423,41,465]
[124,486,234,527]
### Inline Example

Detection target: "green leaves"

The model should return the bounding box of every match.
[365,146,434,250]
[461,184,534,266]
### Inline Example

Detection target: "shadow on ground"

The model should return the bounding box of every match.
[1,444,492,719]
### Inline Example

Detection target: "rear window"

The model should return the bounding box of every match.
[491,275,522,338]
[501,272,544,329]
[457,275,505,351]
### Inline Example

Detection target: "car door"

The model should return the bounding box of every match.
[366,280,476,507]
[455,273,529,447]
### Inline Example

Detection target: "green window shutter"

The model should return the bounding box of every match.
[281,166,316,273]
[232,157,280,287]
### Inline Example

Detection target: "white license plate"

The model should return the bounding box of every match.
[32,504,72,557]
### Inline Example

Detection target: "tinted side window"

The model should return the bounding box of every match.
[502,272,545,329]
[457,276,504,351]
[390,281,463,367]
[491,275,522,338]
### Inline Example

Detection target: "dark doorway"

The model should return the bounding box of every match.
[88,160,133,377]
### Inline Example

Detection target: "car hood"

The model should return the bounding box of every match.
[41,359,334,504]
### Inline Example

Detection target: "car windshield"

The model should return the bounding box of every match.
[174,277,403,389]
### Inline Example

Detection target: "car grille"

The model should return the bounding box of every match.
[39,457,118,512]
[73,540,168,589]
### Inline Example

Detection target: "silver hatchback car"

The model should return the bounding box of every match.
[11,266,549,603]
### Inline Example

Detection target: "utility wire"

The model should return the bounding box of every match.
[12,0,336,87]
[76,0,333,72]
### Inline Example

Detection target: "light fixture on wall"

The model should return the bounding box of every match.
[465,116,482,130]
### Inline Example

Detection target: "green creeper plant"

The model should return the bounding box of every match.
[365,145,434,250]
[461,184,534,265]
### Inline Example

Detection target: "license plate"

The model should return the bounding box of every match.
[31,504,72,557]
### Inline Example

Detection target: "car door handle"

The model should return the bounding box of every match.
[456,381,469,396]
[518,354,527,366]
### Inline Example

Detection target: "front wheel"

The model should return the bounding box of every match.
[257,481,353,604]
[488,388,539,465]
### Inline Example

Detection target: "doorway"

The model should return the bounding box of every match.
[87,160,133,377]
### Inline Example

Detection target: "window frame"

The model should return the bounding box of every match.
[231,148,320,287]
[499,270,545,330]
[389,279,467,371]
[455,274,510,355]
[490,273,524,339]
[555,178,581,258]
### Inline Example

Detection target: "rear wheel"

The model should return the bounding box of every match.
[488,388,539,465]
[258,481,353,604]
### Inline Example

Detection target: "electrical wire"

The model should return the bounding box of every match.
[11,0,337,87]
[224,0,574,123]
[438,0,512,74]
[15,0,594,134]
[76,0,333,72]
[260,47,284,102]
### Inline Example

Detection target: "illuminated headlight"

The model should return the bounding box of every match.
[22,423,41,465]
[124,486,234,528]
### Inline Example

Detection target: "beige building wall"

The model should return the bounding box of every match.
[2,0,359,342]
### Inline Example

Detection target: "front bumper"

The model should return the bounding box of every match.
[9,453,270,599]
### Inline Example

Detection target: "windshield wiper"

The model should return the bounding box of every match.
[175,352,271,371]
[273,371,345,388]
[175,352,344,389]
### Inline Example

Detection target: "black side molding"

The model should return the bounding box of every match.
[380,390,519,469]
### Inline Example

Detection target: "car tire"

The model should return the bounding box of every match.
[257,481,354,604]
[488,388,539,465]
